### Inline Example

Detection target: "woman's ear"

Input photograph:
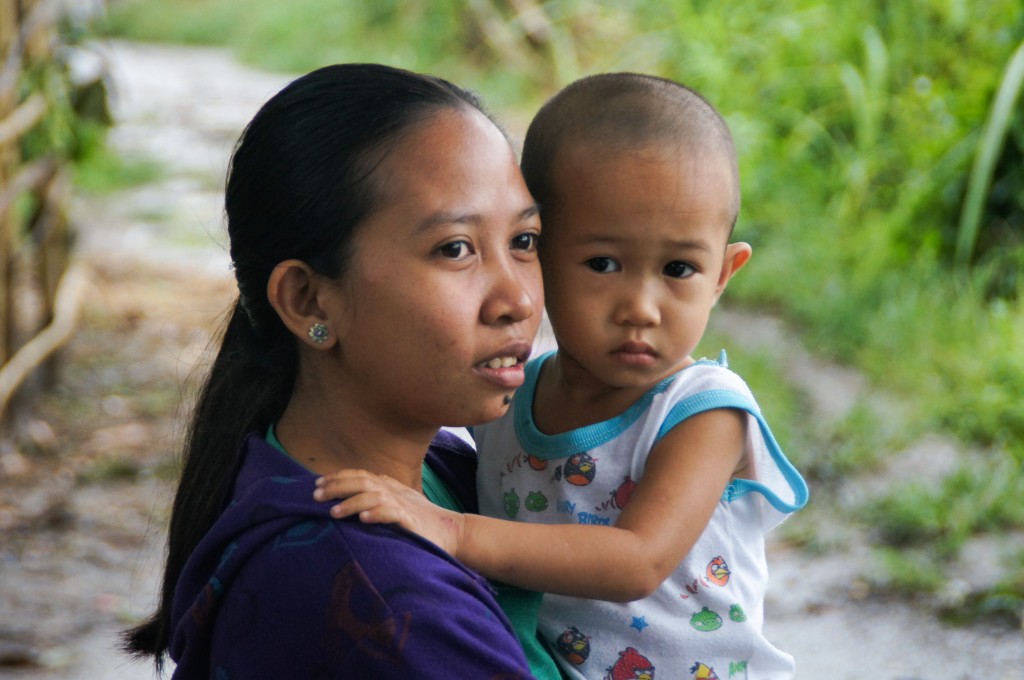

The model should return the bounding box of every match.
[266,260,339,349]
[713,241,752,303]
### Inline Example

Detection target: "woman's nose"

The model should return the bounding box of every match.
[480,257,540,325]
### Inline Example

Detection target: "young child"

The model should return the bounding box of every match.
[318,73,809,680]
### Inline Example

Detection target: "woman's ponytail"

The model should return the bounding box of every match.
[122,299,294,664]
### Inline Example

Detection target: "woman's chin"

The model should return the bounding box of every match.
[465,397,514,427]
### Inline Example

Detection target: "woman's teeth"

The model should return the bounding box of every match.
[483,357,517,369]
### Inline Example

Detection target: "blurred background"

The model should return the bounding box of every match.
[0,0,1022,677]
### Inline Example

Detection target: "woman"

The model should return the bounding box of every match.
[123,63,544,678]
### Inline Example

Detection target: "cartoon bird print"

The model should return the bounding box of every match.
[525,490,549,512]
[706,556,730,587]
[610,475,637,510]
[689,607,723,632]
[605,647,655,680]
[689,662,719,679]
[503,489,520,519]
[555,626,591,665]
[527,454,548,471]
[563,452,597,486]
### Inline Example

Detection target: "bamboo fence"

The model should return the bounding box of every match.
[0,0,85,425]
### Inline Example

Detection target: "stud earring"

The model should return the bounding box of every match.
[308,322,329,344]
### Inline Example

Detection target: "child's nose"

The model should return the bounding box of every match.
[614,283,660,327]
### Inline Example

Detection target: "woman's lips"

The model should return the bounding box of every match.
[475,342,531,389]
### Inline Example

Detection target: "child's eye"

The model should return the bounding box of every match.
[438,240,474,259]
[664,261,695,278]
[586,257,621,273]
[510,232,539,252]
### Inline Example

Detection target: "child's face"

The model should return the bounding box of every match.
[540,142,748,390]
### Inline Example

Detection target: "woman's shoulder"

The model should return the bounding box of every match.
[271,520,533,664]
[192,518,527,678]
[253,516,485,596]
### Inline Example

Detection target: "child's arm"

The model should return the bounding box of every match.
[317,408,747,602]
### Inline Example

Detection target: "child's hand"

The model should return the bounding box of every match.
[313,469,464,556]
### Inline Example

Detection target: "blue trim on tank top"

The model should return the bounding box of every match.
[512,350,723,459]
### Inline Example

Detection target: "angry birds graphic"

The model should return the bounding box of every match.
[525,490,549,512]
[563,452,597,486]
[689,606,723,632]
[527,454,548,470]
[555,626,591,665]
[611,475,637,510]
[706,556,730,586]
[503,489,520,518]
[605,647,655,680]
[729,604,747,622]
[689,662,719,679]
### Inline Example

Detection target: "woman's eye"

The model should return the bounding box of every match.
[664,261,695,278]
[511,232,539,252]
[439,240,473,259]
[586,257,621,274]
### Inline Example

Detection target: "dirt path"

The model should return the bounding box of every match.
[1,40,1021,679]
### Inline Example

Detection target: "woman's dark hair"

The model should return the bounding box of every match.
[122,63,492,667]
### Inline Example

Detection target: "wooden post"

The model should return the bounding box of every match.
[0,0,87,422]
[35,163,68,386]
[0,0,20,367]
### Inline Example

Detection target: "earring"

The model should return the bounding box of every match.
[307,322,329,344]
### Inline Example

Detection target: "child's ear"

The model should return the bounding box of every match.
[266,259,340,349]
[713,242,752,302]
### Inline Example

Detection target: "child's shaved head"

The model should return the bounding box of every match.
[521,73,740,227]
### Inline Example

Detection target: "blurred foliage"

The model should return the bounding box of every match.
[14,13,138,202]
[865,458,1024,555]
[94,0,1024,621]
[77,455,142,483]
[71,121,163,193]
[19,16,112,161]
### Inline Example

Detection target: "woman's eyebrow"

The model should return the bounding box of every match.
[416,210,479,231]
[417,205,540,231]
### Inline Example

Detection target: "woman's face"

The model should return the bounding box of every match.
[325,108,543,431]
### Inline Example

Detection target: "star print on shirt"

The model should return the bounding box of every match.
[630,616,650,632]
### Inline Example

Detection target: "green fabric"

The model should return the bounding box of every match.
[266,423,286,454]
[420,461,464,512]
[493,583,566,680]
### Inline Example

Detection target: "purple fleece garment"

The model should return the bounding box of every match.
[168,430,533,679]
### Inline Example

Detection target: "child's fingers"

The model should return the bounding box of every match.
[315,469,366,486]
[355,505,408,525]
[327,491,391,520]
[314,474,386,502]
[329,497,410,526]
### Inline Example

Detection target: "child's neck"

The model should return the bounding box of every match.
[532,352,682,435]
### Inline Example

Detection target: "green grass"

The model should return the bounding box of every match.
[73,142,163,193]
[865,458,1024,554]
[91,0,1024,622]
[78,456,142,483]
